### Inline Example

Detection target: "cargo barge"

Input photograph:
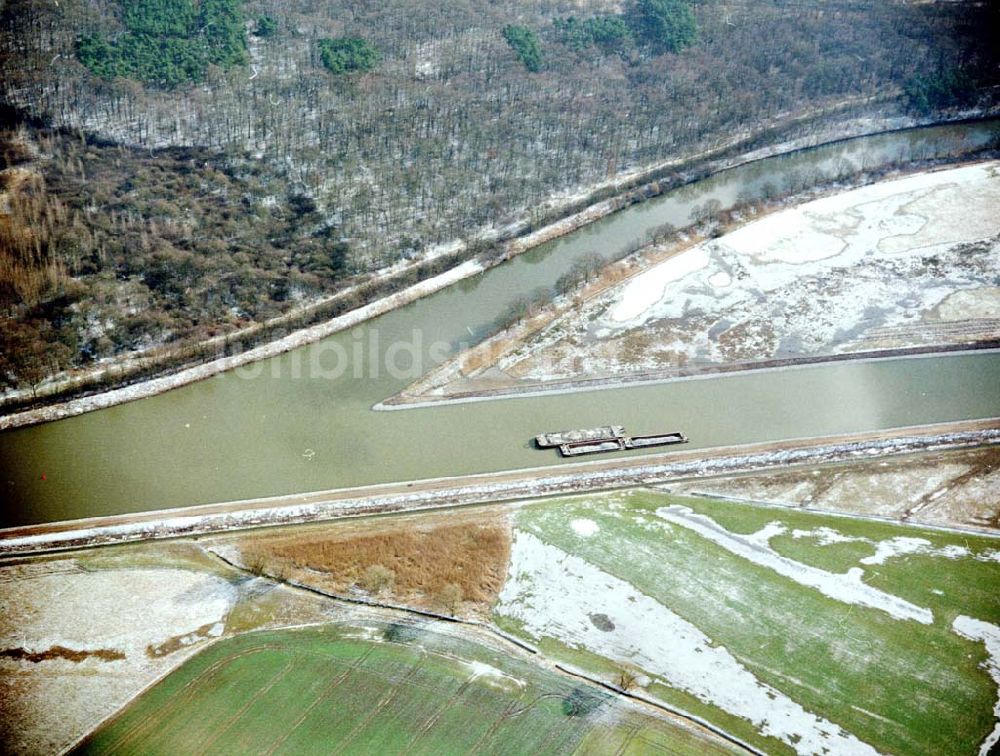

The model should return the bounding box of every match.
[535,426,687,457]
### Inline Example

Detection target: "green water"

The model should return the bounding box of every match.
[3,121,999,526]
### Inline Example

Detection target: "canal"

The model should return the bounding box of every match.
[3,120,999,526]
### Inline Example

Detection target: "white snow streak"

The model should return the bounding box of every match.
[952,616,1000,756]
[791,527,868,546]
[465,660,525,688]
[496,531,878,755]
[655,506,933,624]
[791,528,1000,565]
[859,537,969,566]
[744,521,786,547]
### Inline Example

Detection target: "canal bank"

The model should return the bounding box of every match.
[2,419,997,556]
[2,120,1000,527]
[2,111,997,430]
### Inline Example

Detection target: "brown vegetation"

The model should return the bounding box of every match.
[435,583,463,615]
[1,0,997,403]
[0,645,125,663]
[237,515,511,617]
[615,666,639,692]
[146,622,222,658]
[0,117,473,406]
[360,563,396,594]
[0,165,68,308]
[0,119,352,396]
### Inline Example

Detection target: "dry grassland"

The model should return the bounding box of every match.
[235,512,511,618]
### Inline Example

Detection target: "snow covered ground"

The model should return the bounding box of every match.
[497,531,879,755]
[495,488,1000,755]
[664,444,1000,531]
[483,162,1000,385]
[655,505,935,623]
[0,557,237,754]
[952,616,1000,756]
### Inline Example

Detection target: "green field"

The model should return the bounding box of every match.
[76,622,735,755]
[494,489,1000,755]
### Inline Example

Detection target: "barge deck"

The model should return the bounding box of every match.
[537,426,688,457]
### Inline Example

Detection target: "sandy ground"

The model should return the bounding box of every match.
[663,444,1000,531]
[396,162,1000,403]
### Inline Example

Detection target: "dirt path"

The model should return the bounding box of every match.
[2,418,996,557]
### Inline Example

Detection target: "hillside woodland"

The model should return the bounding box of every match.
[1,0,998,396]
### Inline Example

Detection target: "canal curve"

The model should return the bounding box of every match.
[3,120,1000,526]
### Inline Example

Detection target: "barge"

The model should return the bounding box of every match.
[536,426,687,457]
[535,426,626,449]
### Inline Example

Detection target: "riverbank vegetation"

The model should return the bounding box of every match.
[1,0,998,399]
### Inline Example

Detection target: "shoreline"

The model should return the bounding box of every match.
[376,344,1000,411]
[2,105,995,431]
[2,418,997,557]
[380,156,1000,410]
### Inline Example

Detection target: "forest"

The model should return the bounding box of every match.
[0,0,998,398]
[75,0,247,88]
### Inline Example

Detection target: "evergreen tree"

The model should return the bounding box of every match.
[626,0,696,54]
[502,25,543,72]
[318,37,379,75]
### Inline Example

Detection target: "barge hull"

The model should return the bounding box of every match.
[627,432,688,449]
[559,439,628,456]
[536,425,626,448]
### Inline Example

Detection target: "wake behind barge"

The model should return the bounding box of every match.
[535,426,688,457]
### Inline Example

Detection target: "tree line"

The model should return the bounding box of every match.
[0,0,997,392]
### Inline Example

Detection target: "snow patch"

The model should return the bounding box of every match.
[655,506,933,624]
[608,246,710,324]
[496,531,878,755]
[860,537,971,566]
[498,162,1000,385]
[952,616,1000,756]
[570,518,600,537]
[708,270,732,288]
[465,660,525,688]
[725,210,847,264]
[792,529,998,566]
[791,527,867,546]
[745,521,786,547]
[0,568,236,658]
